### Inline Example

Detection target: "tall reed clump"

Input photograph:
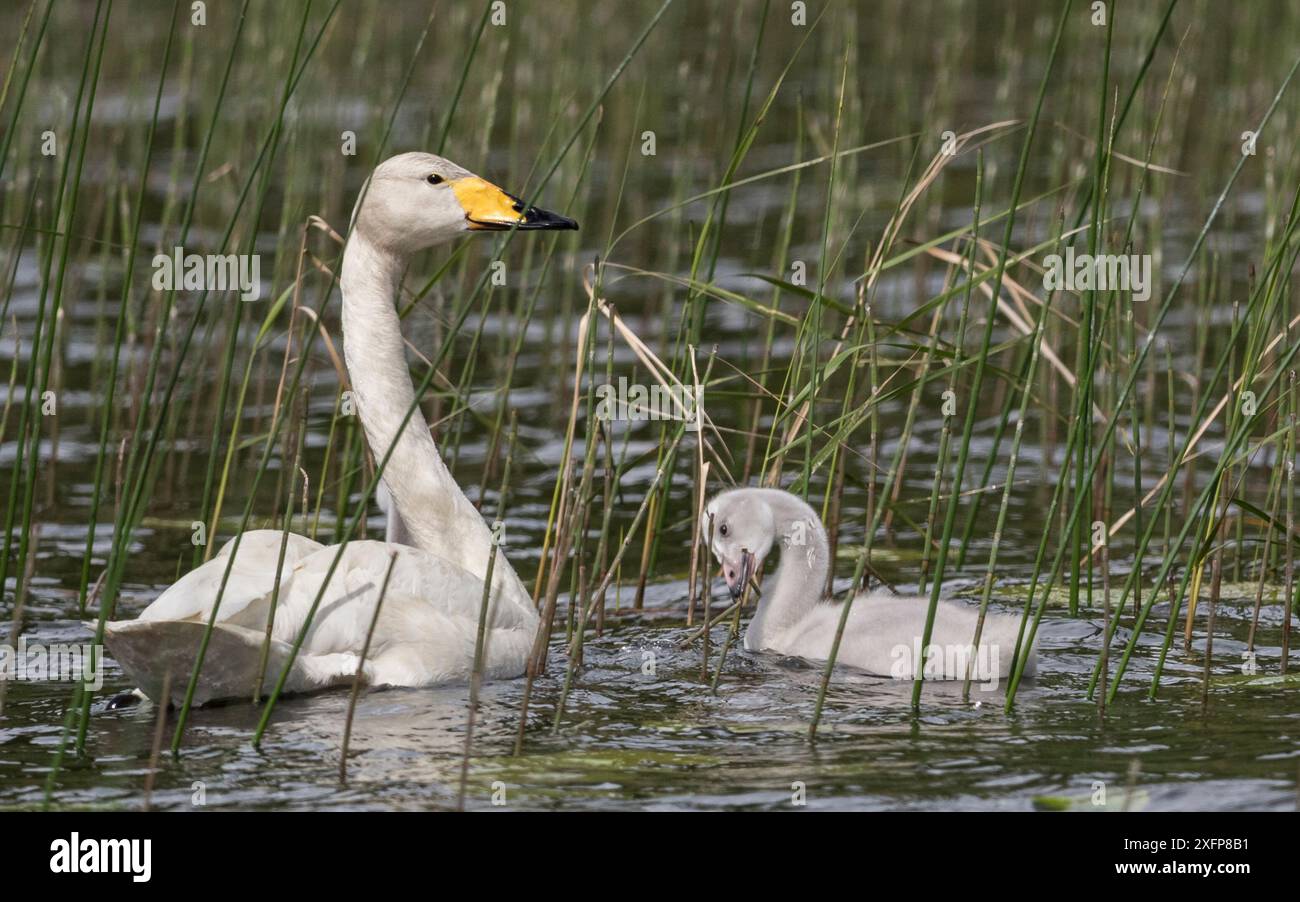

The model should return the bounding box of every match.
[646,0,1300,731]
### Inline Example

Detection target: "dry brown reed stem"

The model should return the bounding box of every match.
[922,244,1085,398]
[253,411,306,702]
[1247,467,1282,653]
[698,514,717,677]
[709,571,755,693]
[687,457,711,626]
[0,316,19,444]
[1098,533,1110,716]
[881,308,944,534]
[824,453,846,596]
[269,220,310,430]
[581,430,687,620]
[529,278,594,606]
[535,495,578,671]
[0,523,38,715]
[763,121,1019,487]
[517,321,595,744]
[513,512,573,754]
[1083,309,1300,566]
[633,496,656,611]
[548,428,685,732]
[142,668,173,812]
[1284,424,1295,676]
[531,264,729,613]
[1048,121,1187,177]
[584,267,726,450]
[686,348,711,626]
[1202,505,1228,711]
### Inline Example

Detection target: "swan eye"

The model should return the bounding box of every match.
[719,524,728,537]
[427,174,444,185]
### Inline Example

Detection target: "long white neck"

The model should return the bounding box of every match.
[339,228,532,613]
[746,489,830,648]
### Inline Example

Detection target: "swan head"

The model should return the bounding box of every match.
[704,490,776,600]
[350,151,578,255]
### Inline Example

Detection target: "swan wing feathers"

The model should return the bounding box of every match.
[103,538,539,703]
[135,530,324,624]
[771,593,1036,679]
[263,540,537,654]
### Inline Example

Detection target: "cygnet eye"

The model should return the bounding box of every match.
[719,523,728,537]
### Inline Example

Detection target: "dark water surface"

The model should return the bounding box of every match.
[4,574,1296,811]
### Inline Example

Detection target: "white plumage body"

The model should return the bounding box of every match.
[105,532,537,707]
[745,591,1034,681]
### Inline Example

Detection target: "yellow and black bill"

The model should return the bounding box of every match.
[452,177,579,231]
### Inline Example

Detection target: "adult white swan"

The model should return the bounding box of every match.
[704,488,1036,682]
[104,153,577,707]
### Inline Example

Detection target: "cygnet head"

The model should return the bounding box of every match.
[350,151,577,256]
[703,489,776,599]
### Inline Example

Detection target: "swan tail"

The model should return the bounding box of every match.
[103,619,366,707]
